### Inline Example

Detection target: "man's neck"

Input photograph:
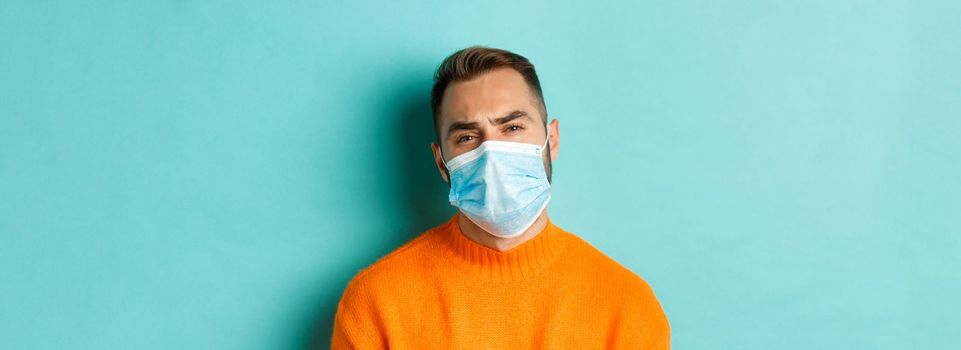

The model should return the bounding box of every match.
[456,210,549,252]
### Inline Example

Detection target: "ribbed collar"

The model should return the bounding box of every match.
[436,214,571,281]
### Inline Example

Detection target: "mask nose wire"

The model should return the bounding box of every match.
[443,122,552,170]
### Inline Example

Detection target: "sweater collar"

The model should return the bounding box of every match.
[438,214,570,280]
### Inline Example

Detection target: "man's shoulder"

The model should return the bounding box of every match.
[559,228,660,296]
[340,224,443,297]
[559,227,668,332]
[331,224,450,346]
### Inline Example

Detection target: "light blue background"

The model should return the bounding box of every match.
[2,1,959,349]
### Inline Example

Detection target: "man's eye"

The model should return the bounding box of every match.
[505,124,524,133]
[457,135,475,143]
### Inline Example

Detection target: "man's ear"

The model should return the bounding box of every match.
[431,142,450,184]
[548,119,560,161]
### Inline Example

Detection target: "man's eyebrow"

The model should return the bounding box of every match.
[445,111,531,138]
[446,121,480,136]
[491,110,532,125]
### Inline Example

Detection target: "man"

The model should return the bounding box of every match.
[331,46,670,349]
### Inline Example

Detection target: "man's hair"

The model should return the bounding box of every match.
[430,46,547,144]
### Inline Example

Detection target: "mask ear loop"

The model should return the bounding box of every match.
[439,145,450,171]
[438,144,453,185]
[543,120,554,183]
[541,120,552,153]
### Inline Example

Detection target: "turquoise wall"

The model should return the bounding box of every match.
[2,1,958,349]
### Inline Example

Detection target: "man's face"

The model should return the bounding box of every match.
[431,67,560,184]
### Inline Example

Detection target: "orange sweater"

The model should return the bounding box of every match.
[331,215,670,349]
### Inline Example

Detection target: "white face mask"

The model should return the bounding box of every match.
[443,132,551,238]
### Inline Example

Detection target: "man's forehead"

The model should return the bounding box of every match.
[439,69,536,122]
[438,107,540,133]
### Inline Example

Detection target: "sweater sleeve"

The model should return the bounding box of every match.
[330,274,387,350]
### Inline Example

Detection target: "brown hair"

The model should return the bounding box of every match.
[430,46,547,143]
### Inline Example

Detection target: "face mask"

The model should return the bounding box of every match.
[443,132,552,238]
